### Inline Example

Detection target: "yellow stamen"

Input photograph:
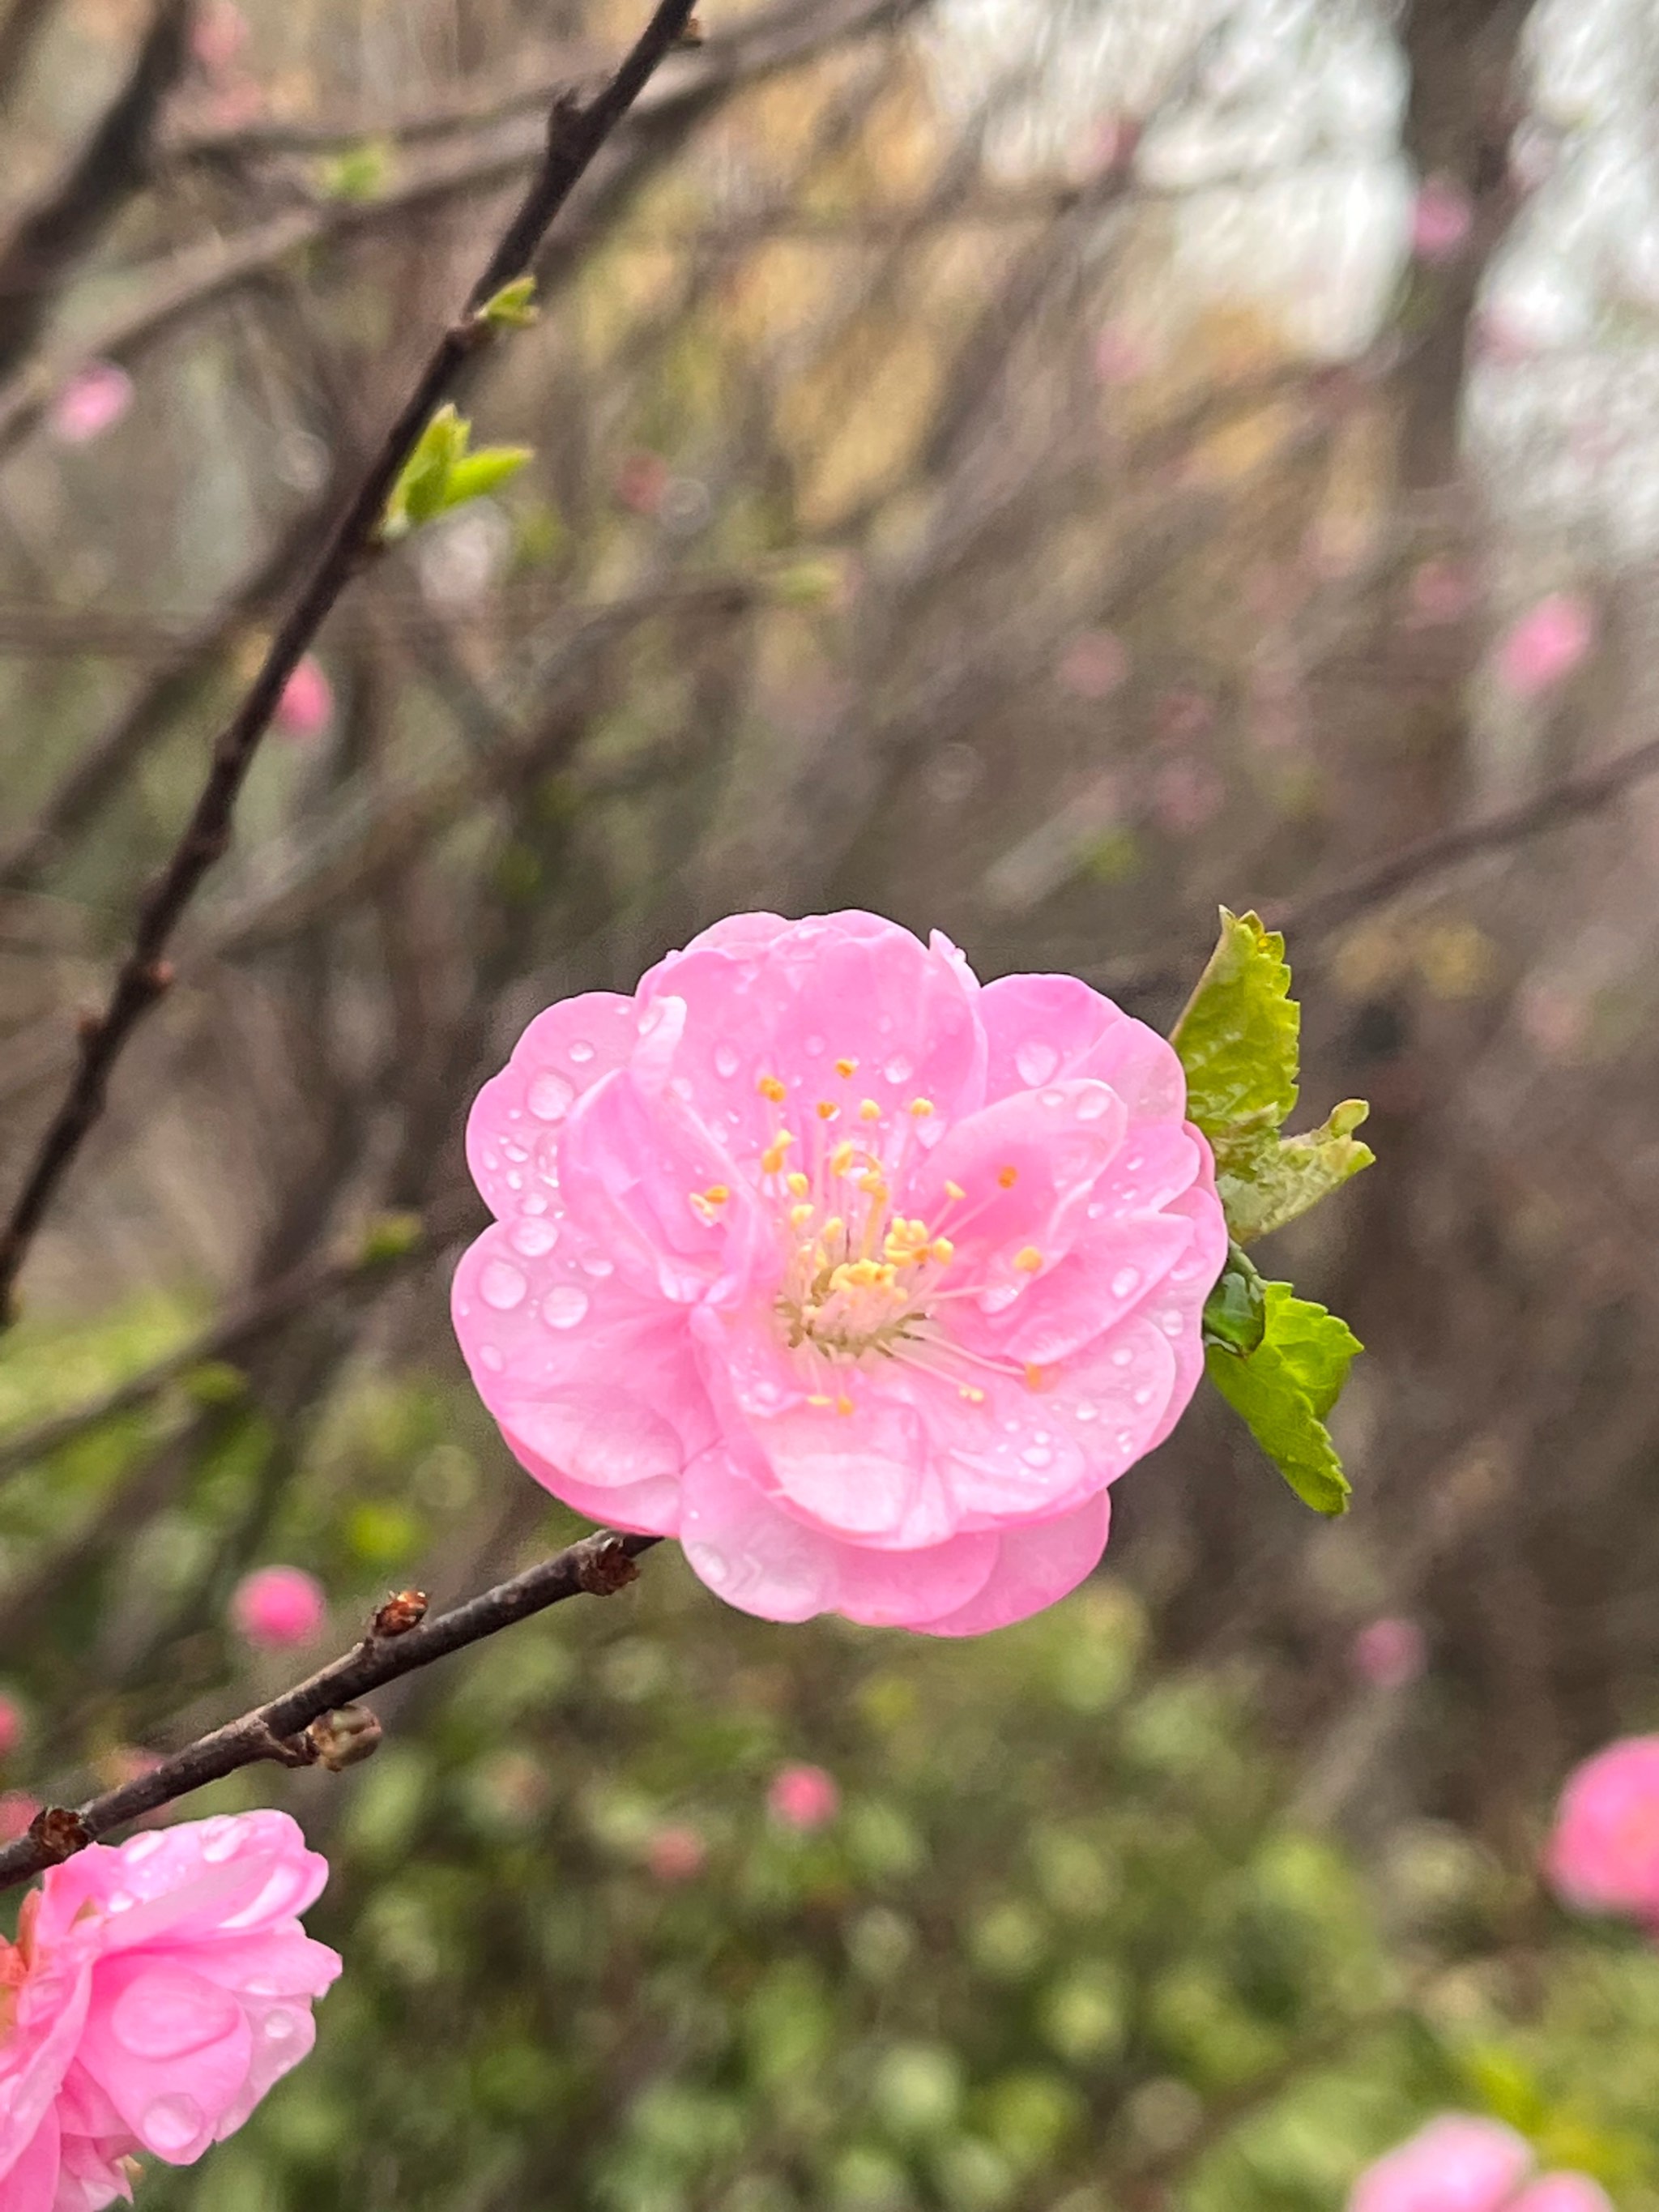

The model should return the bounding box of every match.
[909,1097,935,1117]
[830,1141,856,1176]
[998,1165,1018,1189]
[959,1384,985,1403]
[790,1203,815,1229]
[821,1215,845,1244]
[761,1147,784,1175]
[859,1174,889,1201]
[1013,1245,1043,1275]
[931,1237,954,1265]
[817,1100,838,1121]
[702,1185,729,1206]
[837,1394,855,1416]
[808,1394,833,1407]
[945,1180,966,1202]
[787,1170,810,1198]
[859,1098,881,1121]
[758,1074,787,1103]
[835,1057,858,1078]
[1024,1363,1051,1392]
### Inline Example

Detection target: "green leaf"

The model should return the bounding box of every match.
[316,139,392,203]
[476,275,539,329]
[359,1211,424,1267]
[1205,1283,1359,1515]
[1201,1242,1265,1354]
[439,446,533,510]
[1173,908,1374,1244]
[383,404,467,540]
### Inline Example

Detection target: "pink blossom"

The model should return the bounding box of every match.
[1150,758,1223,837]
[1093,323,1149,386]
[1511,2183,1615,2212]
[1411,177,1473,265]
[229,1565,326,1650]
[616,451,669,515]
[0,1697,23,1761]
[768,1763,840,1831]
[1494,595,1595,698]
[1405,558,1478,629]
[190,0,247,72]
[452,912,1225,1634]
[274,658,334,741]
[0,1796,38,1845]
[47,365,132,447]
[647,1826,707,1882]
[1057,630,1129,701]
[1352,1617,1427,1690]
[1349,2116,1535,2212]
[1547,1734,1659,1924]
[0,1811,339,2208]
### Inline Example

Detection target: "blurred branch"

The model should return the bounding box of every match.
[0,0,58,117]
[0,0,699,1324]
[0,0,194,377]
[0,1528,661,1890]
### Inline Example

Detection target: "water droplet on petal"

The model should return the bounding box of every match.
[480,1345,504,1373]
[568,1039,595,1064]
[1158,1309,1182,1336]
[540,1286,589,1330]
[522,1192,548,1215]
[1132,1386,1155,1407]
[528,1071,573,1122]
[978,1283,1020,1315]
[1110,1345,1133,1368]
[106,1890,136,1913]
[686,1541,729,1589]
[1039,1087,1066,1110]
[1111,1267,1140,1299]
[579,1253,615,1278]
[122,1831,164,1863]
[262,2009,300,2043]
[143,2095,205,2157]
[500,1138,527,1164]
[1075,1088,1112,1122]
[510,1218,559,1258]
[804,1034,825,1057]
[883,1053,915,1086]
[480,1259,527,1311]
[199,1818,238,1862]
[714,1044,740,1078]
[1074,1401,1098,1422]
[1021,1444,1053,1469]
[1016,1040,1060,1086]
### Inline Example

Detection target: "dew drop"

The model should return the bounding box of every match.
[480,1259,527,1311]
[714,1044,740,1078]
[977,1283,1020,1315]
[1158,1309,1183,1337]
[510,1218,559,1259]
[1075,1088,1112,1122]
[1116,1429,1136,1451]
[481,1146,500,1172]
[883,1053,915,1086]
[670,1075,693,1100]
[1039,1087,1067,1110]
[480,1345,504,1373]
[580,1252,615,1278]
[142,2096,205,2156]
[106,1890,136,1913]
[521,1192,548,1217]
[1132,1386,1156,1407]
[1021,1444,1053,1470]
[804,1033,825,1057]
[1111,1267,1140,1299]
[122,1831,164,1864]
[262,2009,299,2043]
[1124,1155,1144,1172]
[540,1286,589,1330]
[1110,1345,1134,1368]
[568,1038,595,1064]
[1087,1202,1106,1219]
[199,1819,238,1862]
[1074,1401,1098,1422]
[1016,1040,1059,1086]
[686,1541,729,1589]
[527,1071,573,1122]
[505,1172,522,1193]
[500,1138,527,1164]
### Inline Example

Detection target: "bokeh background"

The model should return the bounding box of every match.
[5,0,1659,2202]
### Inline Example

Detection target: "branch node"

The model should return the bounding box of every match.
[574,1533,641,1596]
[304,1704,382,1771]
[248,1720,319,1770]
[28,1806,92,1863]
[369,1587,429,1639]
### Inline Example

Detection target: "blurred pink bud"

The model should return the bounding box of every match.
[1517,981,1588,1061]
[0,1694,23,1760]
[1349,2115,1534,2212]
[768,1763,840,1832]
[1154,686,1214,743]
[616,450,669,515]
[1058,630,1130,700]
[1406,558,1478,628]
[191,0,248,72]
[1094,323,1149,386]
[0,1792,38,1843]
[48,362,133,446]
[648,1825,707,1882]
[1150,758,1223,837]
[1547,1734,1659,1924]
[1512,2181,1615,2212]
[275,656,335,739]
[1352,1617,1427,1690]
[1473,306,1542,366]
[230,1565,326,1650]
[1494,594,1595,698]
[1411,177,1473,265]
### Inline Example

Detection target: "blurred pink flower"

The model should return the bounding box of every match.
[190,0,248,71]
[1349,2116,1534,2212]
[616,451,669,515]
[1406,558,1478,629]
[1094,323,1149,386]
[1517,982,1589,1061]
[48,363,132,446]
[1150,758,1223,837]
[647,1826,707,1882]
[1511,2182,1615,2212]
[452,911,1225,1633]
[1058,630,1129,701]
[1353,1617,1427,1690]
[768,1763,840,1831]
[274,657,334,740]
[0,1811,339,2206]
[1547,1734,1659,1924]
[0,1794,38,1843]
[0,1696,23,1761]
[1411,177,1473,265]
[1494,594,1595,698]
[229,1565,326,1650]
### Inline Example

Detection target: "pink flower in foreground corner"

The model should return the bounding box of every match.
[1348,2116,1535,2212]
[229,1565,326,1650]
[452,911,1226,1634]
[768,1763,840,1832]
[1547,1733,1659,1927]
[0,1811,339,2210]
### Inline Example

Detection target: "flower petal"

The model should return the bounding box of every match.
[980,972,1187,1121]
[467,992,639,1219]
[919,1492,1112,1636]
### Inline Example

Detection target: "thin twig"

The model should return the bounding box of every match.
[0,0,698,1324]
[0,1530,662,1890]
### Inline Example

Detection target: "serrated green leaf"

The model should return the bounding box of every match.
[1201,1242,1265,1354]
[1174,908,1374,1244]
[438,445,533,510]
[1205,1284,1359,1515]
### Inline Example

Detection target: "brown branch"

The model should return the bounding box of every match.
[0,0,698,1325]
[0,0,194,376]
[0,1529,662,1891]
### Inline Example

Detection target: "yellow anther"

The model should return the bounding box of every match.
[859,1098,882,1121]
[1014,1245,1043,1275]
[835,1057,858,1078]
[830,1141,856,1177]
[774,1129,795,1151]
[821,1215,846,1244]
[790,1203,815,1229]
[958,1384,986,1403]
[931,1237,954,1266]
[1024,1362,1052,1393]
[761,1147,784,1175]
[837,1394,855,1416]
[787,1171,810,1198]
[998,1165,1019,1189]
[702,1185,729,1206]
[945,1180,966,1202]
[817,1100,839,1121]
[859,1174,889,1202]
[909,1097,935,1117]
[758,1074,787,1103]
[807,1394,833,1406]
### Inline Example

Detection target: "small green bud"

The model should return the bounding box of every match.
[476,275,539,329]
[181,1360,248,1407]
[359,1211,424,1267]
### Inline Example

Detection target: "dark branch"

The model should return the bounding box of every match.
[0,0,697,1324]
[0,1531,663,1891]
